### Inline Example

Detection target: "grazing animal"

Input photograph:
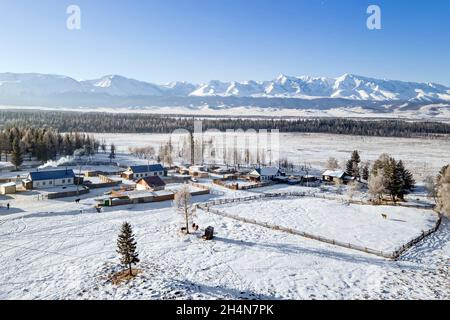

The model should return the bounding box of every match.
[75,199,81,204]
[381,214,388,220]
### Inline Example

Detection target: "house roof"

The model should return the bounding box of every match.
[29,169,75,181]
[137,176,166,188]
[322,170,346,178]
[0,182,16,187]
[250,167,280,176]
[129,164,165,173]
[189,165,206,172]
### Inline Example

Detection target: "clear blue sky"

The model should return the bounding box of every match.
[0,0,449,85]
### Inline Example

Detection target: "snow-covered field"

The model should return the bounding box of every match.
[0,197,448,300]
[215,197,438,252]
[0,135,448,300]
[0,179,448,300]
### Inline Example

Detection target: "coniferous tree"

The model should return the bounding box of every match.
[361,162,370,181]
[384,157,402,202]
[351,150,361,165]
[117,222,140,276]
[346,160,354,175]
[396,160,415,199]
[346,150,361,178]
[11,137,23,170]
[109,143,116,163]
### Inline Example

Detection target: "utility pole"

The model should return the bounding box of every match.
[76,164,82,196]
[190,131,195,166]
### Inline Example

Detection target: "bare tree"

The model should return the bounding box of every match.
[326,157,339,170]
[174,184,194,234]
[437,166,450,217]
[368,171,386,203]
[334,178,344,195]
[424,175,438,204]
[347,180,361,200]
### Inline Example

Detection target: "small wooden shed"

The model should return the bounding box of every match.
[0,182,16,195]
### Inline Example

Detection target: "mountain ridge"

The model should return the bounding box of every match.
[1,72,449,102]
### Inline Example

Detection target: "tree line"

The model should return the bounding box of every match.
[1,110,450,137]
[0,126,100,169]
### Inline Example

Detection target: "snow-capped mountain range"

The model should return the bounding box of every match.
[0,72,449,102]
[0,72,449,120]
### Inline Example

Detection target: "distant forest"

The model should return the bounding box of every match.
[0,109,450,138]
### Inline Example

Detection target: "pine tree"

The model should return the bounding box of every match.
[396,160,415,199]
[11,137,23,170]
[346,150,361,178]
[346,160,354,175]
[384,157,401,202]
[351,150,361,165]
[361,162,370,181]
[109,143,116,163]
[117,222,140,276]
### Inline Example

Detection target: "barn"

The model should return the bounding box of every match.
[322,170,355,184]
[25,169,76,189]
[136,176,166,191]
[0,182,16,195]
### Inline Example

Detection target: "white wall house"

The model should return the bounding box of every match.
[26,169,76,189]
[124,164,165,180]
[248,167,283,182]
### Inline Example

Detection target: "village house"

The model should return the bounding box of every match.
[322,170,355,184]
[136,176,166,191]
[0,182,16,195]
[122,164,166,180]
[189,165,209,178]
[23,169,76,189]
[248,167,283,182]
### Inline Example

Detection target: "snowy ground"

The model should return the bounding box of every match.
[0,141,448,300]
[214,197,438,253]
[0,180,448,300]
[2,105,450,122]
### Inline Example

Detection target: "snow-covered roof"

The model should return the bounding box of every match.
[29,169,75,181]
[250,167,281,177]
[129,164,164,173]
[322,170,346,178]
[189,165,206,172]
[136,176,166,188]
[0,182,16,187]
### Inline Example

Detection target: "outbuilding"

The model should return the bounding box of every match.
[0,182,16,195]
[136,176,166,191]
[322,170,354,184]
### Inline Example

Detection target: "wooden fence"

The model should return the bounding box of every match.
[45,187,90,199]
[196,192,442,260]
[213,179,274,191]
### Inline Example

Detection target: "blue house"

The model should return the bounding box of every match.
[122,164,166,180]
[25,169,76,189]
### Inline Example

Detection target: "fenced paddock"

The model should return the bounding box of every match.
[196,192,441,260]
